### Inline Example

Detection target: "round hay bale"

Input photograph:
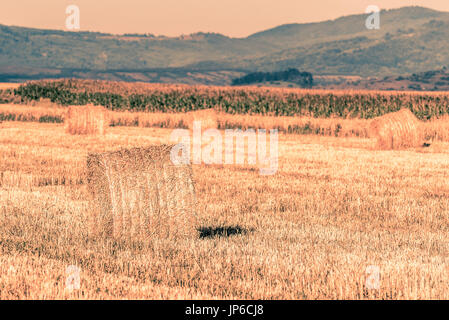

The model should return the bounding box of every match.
[87,144,197,242]
[186,108,218,130]
[65,104,108,135]
[369,109,423,150]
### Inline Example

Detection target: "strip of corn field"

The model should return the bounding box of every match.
[5,79,449,119]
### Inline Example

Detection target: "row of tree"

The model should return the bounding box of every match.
[232,68,313,87]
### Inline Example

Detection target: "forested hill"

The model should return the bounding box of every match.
[1,6,449,83]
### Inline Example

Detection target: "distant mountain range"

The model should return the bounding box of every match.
[1,6,449,86]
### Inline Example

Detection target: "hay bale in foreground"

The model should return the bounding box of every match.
[87,145,196,241]
[66,104,108,135]
[186,108,218,130]
[369,109,423,150]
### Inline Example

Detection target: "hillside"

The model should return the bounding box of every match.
[1,6,449,83]
[314,68,449,91]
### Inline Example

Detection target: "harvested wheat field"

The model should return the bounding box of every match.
[0,83,21,90]
[1,120,449,299]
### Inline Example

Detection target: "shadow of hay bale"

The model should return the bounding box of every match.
[87,144,197,242]
[197,225,253,239]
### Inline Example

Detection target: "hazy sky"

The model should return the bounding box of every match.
[1,0,449,37]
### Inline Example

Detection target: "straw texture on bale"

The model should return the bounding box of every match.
[186,108,218,130]
[66,104,108,135]
[87,144,196,241]
[369,108,423,150]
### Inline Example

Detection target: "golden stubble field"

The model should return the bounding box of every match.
[1,120,449,299]
[0,83,20,90]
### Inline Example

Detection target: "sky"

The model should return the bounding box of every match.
[1,0,449,37]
